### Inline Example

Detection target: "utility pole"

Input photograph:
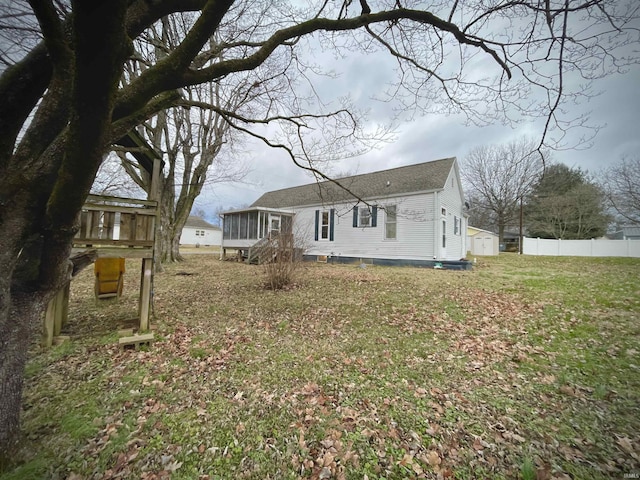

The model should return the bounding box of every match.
[519,196,524,255]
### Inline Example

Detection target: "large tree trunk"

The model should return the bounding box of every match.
[0,0,129,454]
[0,292,46,457]
[170,230,183,261]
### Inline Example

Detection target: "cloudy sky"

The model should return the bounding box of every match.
[195,30,640,223]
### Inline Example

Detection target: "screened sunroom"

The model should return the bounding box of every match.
[220,207,294,258]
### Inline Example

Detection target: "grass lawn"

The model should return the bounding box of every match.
[3,254,639,479]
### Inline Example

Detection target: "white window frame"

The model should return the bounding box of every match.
[359,207,371,228]
[454,216,460,235]
[385,205,397,240]
[442,219,447,248]
[321,211,330,240]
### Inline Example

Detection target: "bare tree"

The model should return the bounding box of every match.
[600,156,640,226]
[1,0,638,455]
[91,153,145,198]
[118,84,250,267]
[461,138,546,243]
[465,192,499,234]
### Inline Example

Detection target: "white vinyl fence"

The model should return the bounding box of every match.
[523,237,640,257]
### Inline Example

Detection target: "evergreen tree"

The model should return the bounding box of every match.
[526,165,610,239]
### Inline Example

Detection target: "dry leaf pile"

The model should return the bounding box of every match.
[12,255,640,479]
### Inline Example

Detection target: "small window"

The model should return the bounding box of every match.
[321,211,329,239]
[359,207,371,227]
[454,216,459,235]
[441,207,447,216]
[385,205,397,240]
[442,220,446,248]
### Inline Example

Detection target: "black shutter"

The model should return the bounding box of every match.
[352,206,358,227]
[329,209,335,241]
[372,206,378,227]
[314,210,319,241]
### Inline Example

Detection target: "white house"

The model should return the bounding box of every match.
[179,216,221,246]
[221,158,470,268]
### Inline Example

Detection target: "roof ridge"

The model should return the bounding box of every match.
[262,157,456,195]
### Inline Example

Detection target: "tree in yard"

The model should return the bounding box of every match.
[461,137,546,243]
[526,164,610,239]
[464,191,499,234]
[117,85,249,267]
[115,14,252,267]
[91,153,145,198]
[1,0,638,457]
[600,156,640,226]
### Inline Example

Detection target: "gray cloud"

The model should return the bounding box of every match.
[198,53,639,216]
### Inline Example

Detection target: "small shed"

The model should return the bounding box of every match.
[467,226,499,256]
[180,216,221,246]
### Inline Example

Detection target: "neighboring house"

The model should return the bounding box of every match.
[180,216,222,246]
[610,226,640,240]
[467,226,499,256]
[221,158,470,268]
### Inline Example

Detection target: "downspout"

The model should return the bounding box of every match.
[434,191,440,259]
[220,214,225,260]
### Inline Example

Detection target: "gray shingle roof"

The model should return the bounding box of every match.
[619,226,640,237]
[184,216,220,230]
[251,157,456,209]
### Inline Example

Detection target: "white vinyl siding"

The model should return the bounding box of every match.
[180,226,222,246]
[438,168,466,259]
[299,193,437,260]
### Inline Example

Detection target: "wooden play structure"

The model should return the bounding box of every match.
[42,132,162,348]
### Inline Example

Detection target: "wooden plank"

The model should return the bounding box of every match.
[52,335,70,346]
[73,238,154,247]
[81,205,158,216]
[42,284,70,349]
[42,298,55,348]
[118,212,133,241]
[103,211,116,239]
[60,283,70,328]
[86,193,158,207]
[135,215,148,241]
[78,211,89,239]
[118,333,154,349]
[89,211,101,239]
[53,286,68,336]
[71,247,153,259]
[139,258,152,332]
